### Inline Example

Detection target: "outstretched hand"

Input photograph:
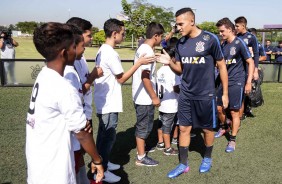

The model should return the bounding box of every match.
[137,53,157,65]
[156,49,171,64]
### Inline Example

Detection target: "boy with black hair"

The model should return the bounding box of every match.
[94,18,156,182]
[132,22,164,167]
[26,22,103,184]
[215,18,254,153]
[157,8,228,178]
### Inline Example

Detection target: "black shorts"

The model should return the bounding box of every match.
[217,84,244,110]
[178,95,217,129]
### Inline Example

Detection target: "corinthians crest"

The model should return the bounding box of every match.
[30,65,43,79]
[230,47,236,56]
[196,41,205,52]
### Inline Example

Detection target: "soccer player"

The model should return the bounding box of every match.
[157,8,228,178]
[215,18,254,153]
[248,28,267,62]
[132,22,164,167]
[235,16,259,119]
[94,18,156,182]
[26,22,103,184]
[273,41,282,63]
[156,37,181,156]
[264,40,273,62]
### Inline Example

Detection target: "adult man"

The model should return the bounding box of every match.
[157,8,228,178]
[248,28,266,62]
[273,41,282,63]
[235,16,259,119]
[215,18,254,153]
[264,40,273,62]
[0,29,19,84]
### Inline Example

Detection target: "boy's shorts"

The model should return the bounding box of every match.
[158,112,177,134]
[178,95,217,129]
[134,103,155,139]
[217,84,244,110]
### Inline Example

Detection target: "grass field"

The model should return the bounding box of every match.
[0,83,282,184]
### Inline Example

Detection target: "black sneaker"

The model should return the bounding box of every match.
[163,147,179,156]
[135,156,159,166]
[156,142,165,150]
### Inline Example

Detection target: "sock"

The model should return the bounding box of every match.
[179,146,189,165]
[204,145,213,158]
[137,154,146,160]
[230,135,236,142]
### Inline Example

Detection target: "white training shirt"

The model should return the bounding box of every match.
[74,56,93,120]
[26,66,86,184]
[132,44,156,105]
[64,65,84,151]
[156,65,181,113]
[94,44,124,114]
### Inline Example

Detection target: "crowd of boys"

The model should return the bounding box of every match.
[26,7,267,184]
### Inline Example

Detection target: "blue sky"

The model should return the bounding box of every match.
[1,0,281,30]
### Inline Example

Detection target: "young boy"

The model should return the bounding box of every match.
[26,22,103,184]
[132,22,165,166]
[156,38,181,156]
[94,18,156,182]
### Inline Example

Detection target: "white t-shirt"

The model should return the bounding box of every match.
[94,44,124,114]
[64,65,84,151]
[132,44,156,105]
[74,56,93,120]
[157,65,181,113]
[26,66,86,184]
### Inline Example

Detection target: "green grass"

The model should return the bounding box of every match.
[0,83,282,184]
[14,37,136,60]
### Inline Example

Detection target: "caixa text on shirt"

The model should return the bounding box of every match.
[181,57,205,64]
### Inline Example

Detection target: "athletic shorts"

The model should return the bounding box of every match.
[178,95,217,129]
[217,84,244,110]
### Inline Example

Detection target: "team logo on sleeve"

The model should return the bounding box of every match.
[203,34,210,41]
[248,35,252,38]
[196,41,205,52]
[235,40,240,44]
[243,39,248,45]
[230,47,236,56]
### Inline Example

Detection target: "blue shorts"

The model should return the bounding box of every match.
[134,103,155,139]
[178,95,217,129]
[217,84,244,110]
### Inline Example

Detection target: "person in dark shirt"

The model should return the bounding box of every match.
[158,7,228,178]
[273,41,282,62]
[215,18,254,153]
[264,40,273,62]
[248,28,266,62]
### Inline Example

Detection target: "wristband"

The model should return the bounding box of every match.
[92,155,103,165]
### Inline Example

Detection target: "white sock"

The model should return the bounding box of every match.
[137,154,146,160]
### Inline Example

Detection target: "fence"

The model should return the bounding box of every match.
[0,59,282,87]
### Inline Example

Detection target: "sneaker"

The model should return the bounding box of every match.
[163,147,179,156]
[199,157,212,173]
[225,141,236,153]
[156,142,165,150]
[214,127,230,138]
[94,170,121,183]
[167,163,190,178]
[135,156,159,166]
[171,138,178,145]
[108,161,120,171]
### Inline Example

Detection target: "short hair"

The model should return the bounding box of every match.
[68,24,84,45]
[248,28,257,35]
[145,22,165,39]
[33,22,74,61]
[216,17,235,31]
[103,18,124,38]
[66,17,92,32]
[234,16,247,25]
[175,7,195,19]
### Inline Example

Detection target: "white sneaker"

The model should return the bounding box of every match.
[108,161,120,171]
[103,170,121,183]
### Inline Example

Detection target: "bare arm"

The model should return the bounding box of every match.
[245,58,255,94]
[259,55,267,62]
[116,55,156,84]
[217,59,229,108]
[0,38,4,49]
[82,67,103,94]
[142,70,160,107]
[12,38,19,47]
